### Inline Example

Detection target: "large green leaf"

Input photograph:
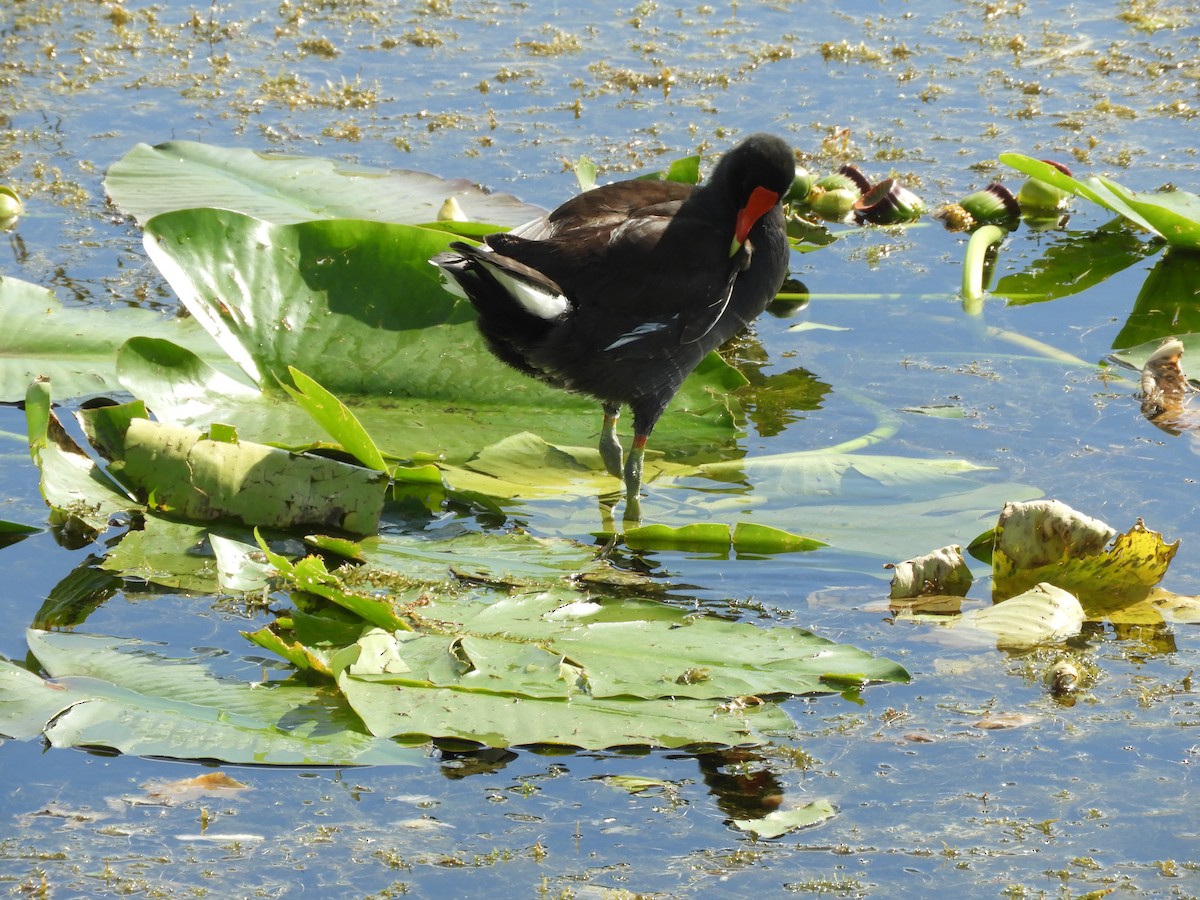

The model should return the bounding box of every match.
[1001,152,1200,249]
[0,275,223,402]
[104,140,545,227]
[6,630,423,765]
[138,206,748,462]
[1094,175,1200,250]
[143,209,472,392]
[247,530,909,750]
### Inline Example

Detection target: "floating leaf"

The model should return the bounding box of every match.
[25,382,141,536]
[339,672,790,750]
[252,530,909,750]
[4,630,424,766]
[960,582,1085,646]
[110,419,387,534]
[730,800,837,839]
[102,516,220,592]
[887,544,973,599]
[731,521,826,554]
[105,140,545,227]
[624,523,736,552]
[992,499,1178,604]
[0,276,221,402]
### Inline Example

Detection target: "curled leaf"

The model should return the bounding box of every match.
[992,500,1178,604]
[113,419,386,534]
[961,582,1084,647]
[886,544,973,599]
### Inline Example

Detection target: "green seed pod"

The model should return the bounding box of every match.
[960,182,1020,223]
[0,185,22,223]
[785,167,814,204]
[1016,161,1073,213]
[815,164,870,197]
[808,186,858,222]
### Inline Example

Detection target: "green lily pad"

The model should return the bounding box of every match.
[730,799,837,839]
[1001,152,1200,249]
[105,139,546,227]
[0,275,222,402]
[247,530,909,750]
[140,207,746,463]
[4,630,423,765]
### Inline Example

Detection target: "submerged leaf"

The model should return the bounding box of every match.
[730,799,837,839]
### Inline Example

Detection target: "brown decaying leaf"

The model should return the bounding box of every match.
[1140,337,1199,434]
[886,544,973,599]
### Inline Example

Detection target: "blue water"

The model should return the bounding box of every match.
[3,1,1200,895]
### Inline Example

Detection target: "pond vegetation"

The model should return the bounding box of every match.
[4,0,1200,896]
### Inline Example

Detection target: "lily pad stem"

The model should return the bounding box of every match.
[961,225,1006,313]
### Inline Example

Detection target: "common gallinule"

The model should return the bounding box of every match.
[432,132,795,520]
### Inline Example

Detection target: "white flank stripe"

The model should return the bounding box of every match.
[480,259,568,319]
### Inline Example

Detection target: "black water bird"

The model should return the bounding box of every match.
[432,133,795,519]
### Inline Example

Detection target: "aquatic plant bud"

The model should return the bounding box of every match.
[854,178,926,224]
[437,196,468,222]
[1016,160,1073,213]
[806,185,858,222]
[935,182,1019,232]
[784,167,814,204]
[0,185,22,229]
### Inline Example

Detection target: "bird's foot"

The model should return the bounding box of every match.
[599,410,624,478]
[621,438,646,522]
[622,490,642,523]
